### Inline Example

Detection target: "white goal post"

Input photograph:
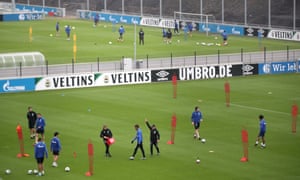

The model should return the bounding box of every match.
[174,11,215,36]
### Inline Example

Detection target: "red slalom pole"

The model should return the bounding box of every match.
[291,102,298,133]
[168,113,177,144]
[172,74,177,99]
[85,139,94,176]
[224,80,230,107]
[240,128,248,162]
[16,124,29,158]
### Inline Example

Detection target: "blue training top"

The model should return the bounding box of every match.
[260,119,267,132]
[191,111,202,124]
[35,141,48,159]
[50,136,61,152]
[133,128,143,144]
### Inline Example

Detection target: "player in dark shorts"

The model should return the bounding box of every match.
[27,106,37,139]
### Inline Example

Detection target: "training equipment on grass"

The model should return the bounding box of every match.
[65,166,71,172]
[172,74,178,99]
[107,137,115,145]
[291,103,298,133]
[109,41,112,45]
[240,128,249,162]
[33,169,38,174]
[27,169,33,175]
[224,81,231,107]
[5,169,11,174]
[168,113,177,144]
[86,139,94,176]
[16,124,30,158]
[196,159,201,164]
[201,138,206,143]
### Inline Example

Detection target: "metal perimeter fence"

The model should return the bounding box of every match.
[0,48,299,79]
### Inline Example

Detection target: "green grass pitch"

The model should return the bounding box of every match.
[0,74,300,179]
[0,18,300,65]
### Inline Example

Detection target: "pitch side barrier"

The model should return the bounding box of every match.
[1,61,299,93]
[199,23,300,42]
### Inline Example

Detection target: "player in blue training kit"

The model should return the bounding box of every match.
[65,25,71,40]
[221,30,228,45]
[55,22,60,36]
[118,25,125,41]
[50,132,61,167]
[35,137,48,176]
[191,106,203,140]
[35,113,46,143]
[255,115,267,148]
[130,124,146,160]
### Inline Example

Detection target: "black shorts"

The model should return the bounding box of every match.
[28,120,36,129]
[52,150,60,156]
[194,122,200,129]
[36,128,44,134]
[36,157,44,164]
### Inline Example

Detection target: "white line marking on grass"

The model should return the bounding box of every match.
[230,103,289,116]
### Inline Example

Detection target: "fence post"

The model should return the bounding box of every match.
[241,48,243,63]
[264,47,266,63]
[72,58,74,73]
[287,45,289,61]
[218,49,220,64]
[19,62,22,77]
[194,51,197,65]
[97,57,100,72]
[146,54,149,69]
[46,60,48,75]
[170,53,173,68]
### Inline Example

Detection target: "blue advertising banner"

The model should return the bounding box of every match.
[0,78,35,93]
[16,4,58,14]
[198,23,244,36]
[2,12,43,21]
[259,61,300,74]
[79,11,140,24]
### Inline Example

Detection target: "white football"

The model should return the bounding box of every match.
[196,159,201,164]
[65,166,70,172]
[33,169,38,174]
[109,41,112,45]
[201,138,206,143]
[5,169,11,174]
[72,26,75,30]
[27,169,33,175]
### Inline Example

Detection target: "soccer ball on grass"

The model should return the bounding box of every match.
[201,138,206,143]
[5,169,11,174]
[27,169,33,175]
[65,166,71,172]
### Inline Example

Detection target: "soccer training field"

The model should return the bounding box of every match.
[0,18,300,65]
[0,73,299,180]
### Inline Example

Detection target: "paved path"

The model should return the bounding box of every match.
[0,50,299,78]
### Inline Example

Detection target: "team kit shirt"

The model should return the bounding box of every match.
[35,142,48,159]
[191,111,202,124]
[36,117,46,131]
[260,119,267,132]
[133,128,143,144]
[50,137,61,152]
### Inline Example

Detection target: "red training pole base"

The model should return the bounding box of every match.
[240,157,248,162]
[17,153,30,158]
[167,140,174,145]
[85,171,92,176]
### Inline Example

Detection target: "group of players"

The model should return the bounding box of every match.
[26,106,61,176]
[26,102,266,176]
[99,119,160,160]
